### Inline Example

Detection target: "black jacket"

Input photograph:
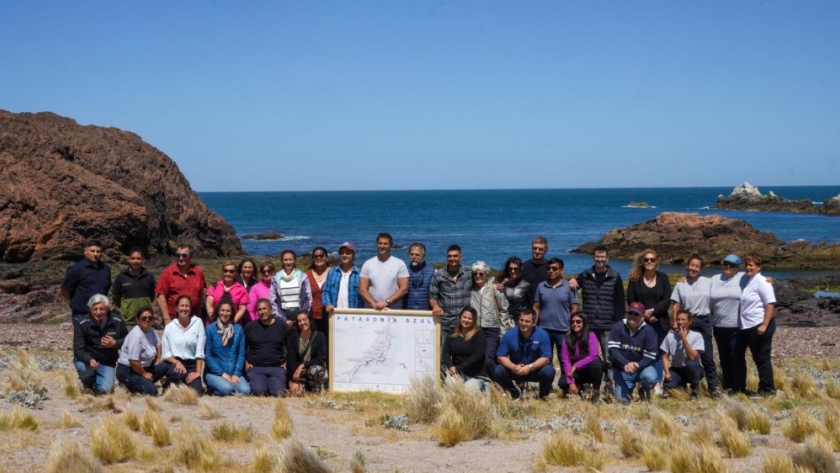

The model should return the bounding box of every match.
[73,312,128,367]
[285,330,327,375]
[626,271,672,332]
[577,266,626,330]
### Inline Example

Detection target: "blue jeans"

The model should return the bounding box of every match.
[482,327,501,379]
[74,359,116,394]
[650,323,667,382]
[493,363,556,399]
[543,329,567,368]
[205,373,252,396]
[613,365,657,403]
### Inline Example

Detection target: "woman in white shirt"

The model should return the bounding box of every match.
[733,252,776,396]
[161,295,206,394]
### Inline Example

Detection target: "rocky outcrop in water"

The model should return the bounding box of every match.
[0,110,243,262]
[572,212,840,269]
[716,182,840,215]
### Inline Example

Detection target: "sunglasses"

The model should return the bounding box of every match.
[547,267,561,272]
[643,258,656,263]
[313,254,326,259]
[570,320,584,325]
[508,267,520,273]
[474,272,486,277]
[627,312,644,317]
[138,316,153,322]
[723,262,738,268]
[176,253,190,259]
[261,269,274,274]
[223,269,236,274]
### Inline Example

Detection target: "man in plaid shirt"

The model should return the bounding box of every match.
[429,244,473,345]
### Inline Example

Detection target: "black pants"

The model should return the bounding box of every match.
[557,362,603,393]
[591,328,613,387]
[733,320,776,394]
[168,358,203,395]
[665,360,705,396]
[314,316,329,367]
[691,315,718,393]
[116,362,174,396]
[713,326,739,391]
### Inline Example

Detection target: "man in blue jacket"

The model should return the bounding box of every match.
[404,243,435,310]
[608,302,658,403]
[494,309,555,400]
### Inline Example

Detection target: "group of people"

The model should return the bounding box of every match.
[67,234,777,403]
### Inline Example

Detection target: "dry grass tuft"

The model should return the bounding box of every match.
[350,450,367,473]
[144,397,162,412]
[0,406,39,431]
[641,438,670,472]
[162,383,199,405]
[650,408,680,439]
[80,395,121,414]
[821,402,840,450]
[63,372,81,399]
[717,414,751,458]
[791,372,819,398]
[272,399,294,440]
[90,415,137,464]
[584,409,603,442]
[791,435,838,473]
[724,400,770,434]
[406,374,441,424]
[773,366,790,393]
[826,379,840,401]
[251,444,278,473]
[4,348,46,394]
[542,433,605,469]
[122,407,140,431]
[618,422,644,459]
[669,441,729,473]
[171,422,219,472]
[60,409,82,428]
[46,439,102,473]
[688,419,717,448]
[141,408,171,447]
[211,421,254,442]
[275,437,332,473]
[784,410,826,443]
[199,400,222,420]
[762,453,796,473]
[433,376,493,447]
[746,369,759,392]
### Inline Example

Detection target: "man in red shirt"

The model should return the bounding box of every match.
[155,244,206,325]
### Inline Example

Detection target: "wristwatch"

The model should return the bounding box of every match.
[385,298,391,305]
[528,364,534,372]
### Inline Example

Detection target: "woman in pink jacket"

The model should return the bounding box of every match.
[205,260,250,325]
[247,261,275,322]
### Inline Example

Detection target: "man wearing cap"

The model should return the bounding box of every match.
[323,242,363,313]
[155,244,206,325]
[359,233,409,311]
[608,301,658,403]
[61,239,112,324]
[404,243,435,310]
[429,244,473,344]
[494,309,555,400]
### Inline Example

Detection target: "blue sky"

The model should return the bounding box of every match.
[2,1,838,191]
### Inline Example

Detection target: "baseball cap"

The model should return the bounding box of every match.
[723,254,741,265]
[627,302,646,316]
[339,242,355,252]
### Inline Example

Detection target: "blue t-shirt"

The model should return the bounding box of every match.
[61,259,112,316]
[534,280,578,332]
[496,326,552,365]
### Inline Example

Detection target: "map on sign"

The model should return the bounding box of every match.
[331,310,438,393]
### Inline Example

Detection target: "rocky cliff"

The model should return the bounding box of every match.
[717,182,840,215]
[572,212,840,269]
[0,110,242,262]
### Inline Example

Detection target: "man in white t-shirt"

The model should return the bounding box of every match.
[359,233,409,310]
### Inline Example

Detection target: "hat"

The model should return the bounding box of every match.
[723,254,742,265]
[627,302,646,316]
[339,242,355,252]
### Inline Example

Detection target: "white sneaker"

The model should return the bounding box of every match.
[654,383,664,397]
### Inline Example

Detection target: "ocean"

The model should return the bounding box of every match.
[201,186,840,278]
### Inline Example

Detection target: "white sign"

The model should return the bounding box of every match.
[329,309,440,393]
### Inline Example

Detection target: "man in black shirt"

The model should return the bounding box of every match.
[520,236,548,306]
[61,239,111,323]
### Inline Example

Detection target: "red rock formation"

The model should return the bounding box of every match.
[573,212,840,269]
[0,110,242,262]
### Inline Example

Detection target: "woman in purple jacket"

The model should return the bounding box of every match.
[558,311,603,404]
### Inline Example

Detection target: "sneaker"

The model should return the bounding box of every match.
[590,393,601,405]
[638,388,650,402]
[690,393,700,401]
[658,390,670,399]
[709,390,722,400]
[653,383,663,397]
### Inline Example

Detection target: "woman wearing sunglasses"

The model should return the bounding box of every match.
[469,261,510,378]
[626,249,671,391]
[116,307,172,395]
[205,260,250,325]
[305,247,330,345]
[558,311,602,403]
[497,256,531,324]
[247,261,276,322]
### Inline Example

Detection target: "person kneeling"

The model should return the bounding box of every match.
[244,299,288,396]
[116,308,175,396]
[662,309,705,400]
[558,312,603,404]
[609,302,658,403]
[286,311,328,396]
[204,300,251,396]
[493,309,555,400]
